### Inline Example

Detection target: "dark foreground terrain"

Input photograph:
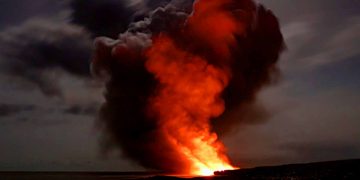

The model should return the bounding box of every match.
[1,159,359,180]
[212,159,360,180]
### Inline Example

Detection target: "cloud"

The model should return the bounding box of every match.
[127,4,188,34]
[263,0,360,73]
[63,104,99,116]
[141,0,194,12]
[69,0,195,38]
[279,141,360,162]
[0,18,92,97]
[224,81,360,167]
[283,17,360,70]
[70,0,136,38]
[0,104,35,117]
[0,0,65,29]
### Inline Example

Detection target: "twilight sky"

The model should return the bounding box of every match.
[0,0,359,171]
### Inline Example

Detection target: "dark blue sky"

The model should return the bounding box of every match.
[0,0,359,171]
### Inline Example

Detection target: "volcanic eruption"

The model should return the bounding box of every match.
[92,0,284,176]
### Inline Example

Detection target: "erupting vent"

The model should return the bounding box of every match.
[92,0,284,176]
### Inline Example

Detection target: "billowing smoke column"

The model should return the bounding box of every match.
[92,0,284,176]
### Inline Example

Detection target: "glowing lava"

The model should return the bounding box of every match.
[146,36,236,176]
[143,0,246,175]
[143,0,245,176]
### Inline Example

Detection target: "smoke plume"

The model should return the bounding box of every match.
[92,0,284,175]
[70,0,135,38]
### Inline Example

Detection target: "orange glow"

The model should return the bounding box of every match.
[146,37,235,176]
[91,0,284,175]
[187,0,245,59]
[144,0,244,176]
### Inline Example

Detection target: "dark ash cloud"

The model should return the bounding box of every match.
[70,0,136,38]
[0,19,92,97]
[69,0,195,38]
[142,0,194,13]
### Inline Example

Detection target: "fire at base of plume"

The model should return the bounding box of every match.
[92,0,284,175]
